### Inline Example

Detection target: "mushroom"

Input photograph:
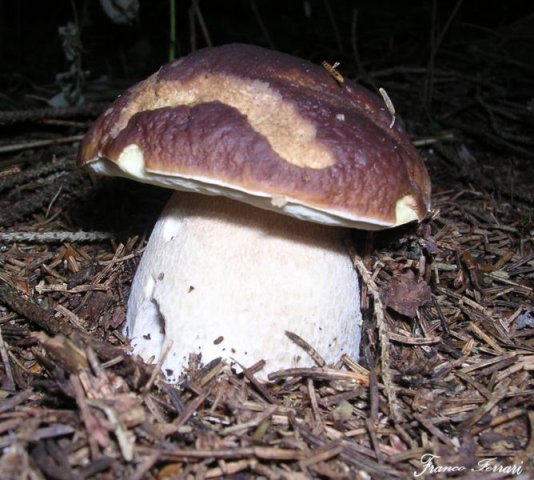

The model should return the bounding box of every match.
[78,44,431,381]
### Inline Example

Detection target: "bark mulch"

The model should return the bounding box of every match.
[1,40,533,480]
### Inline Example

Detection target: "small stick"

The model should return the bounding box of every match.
[350,9,376,89]
[142,340,173,393]
[307,378,324,431]
[0,135,83,154]
[0,158,71,193]
[0,166,21,178]
[169,0,176,61]
[285,330,326,368]
[249,0,275,49]
[45,184,63,218]
[0,327,16,391]
[193,0,212,47]
[174,387,211,428]
[87,399,134,461]
[378,88,396,128]
[161,445,303,461]
[0,230,115,244]
[0,103,106,125]
[268,366,367,386]
[424,0,465,110]
[365,417,384,464]
[71,375,103,459]
[388,332,442,345]
[188,1,196,51]
[350,250,403,422]
[130,452,161,480]
[235,360,277,404]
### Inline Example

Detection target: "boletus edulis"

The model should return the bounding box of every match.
[78,44,431,381]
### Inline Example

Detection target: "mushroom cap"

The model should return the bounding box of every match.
[78,43,430,229]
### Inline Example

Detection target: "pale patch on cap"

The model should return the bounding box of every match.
[154,74,336,170]
[117,144,145,177]
[395,195,420,226]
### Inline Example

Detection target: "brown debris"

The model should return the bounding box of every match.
[0,155,531,480]
[1,37,534,480]
[383,269,432,318]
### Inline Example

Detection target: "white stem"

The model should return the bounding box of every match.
[126,192,362,381]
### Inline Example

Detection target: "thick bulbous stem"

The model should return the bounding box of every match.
[126,192,362,381]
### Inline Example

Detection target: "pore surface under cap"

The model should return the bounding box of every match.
[78,43,431,229]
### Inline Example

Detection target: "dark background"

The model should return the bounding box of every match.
[1,0,532,100]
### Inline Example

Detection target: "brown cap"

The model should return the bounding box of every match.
[78,44,430,229]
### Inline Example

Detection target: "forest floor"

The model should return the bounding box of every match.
[0,8,533,478]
